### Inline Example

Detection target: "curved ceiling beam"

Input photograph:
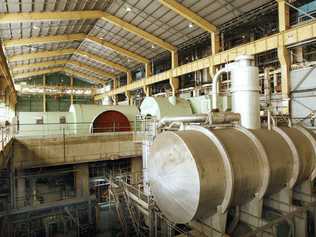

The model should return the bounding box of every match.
[8,48,75,62]
[159,0,218,33]
[76,49,129,73]
[3,34,86,47]
[86,35,149,64]
[64,68,106,85]
[0,10,177,52]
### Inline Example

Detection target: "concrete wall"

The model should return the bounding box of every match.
[17,111,74,136]
[17,104,139,136]
[70,104,139,134]
[13,133,141,169]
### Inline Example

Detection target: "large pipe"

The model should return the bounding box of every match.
[212,67,229,110]
[148,126,316,224]
[158,114,208,128]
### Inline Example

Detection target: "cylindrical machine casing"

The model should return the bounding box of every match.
[231,56,260,129]
[149,126,316,224]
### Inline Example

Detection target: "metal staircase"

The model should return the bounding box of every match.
[122,183,141,236]
[110,181,141,237]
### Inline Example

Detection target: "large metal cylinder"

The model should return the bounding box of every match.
[148,126,316,224]
[231,55,260,129]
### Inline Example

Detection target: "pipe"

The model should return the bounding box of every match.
[158,114,208,128]
[209,112,240,125]
[212,67,230,109]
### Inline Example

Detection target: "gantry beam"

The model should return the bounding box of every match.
[12,60,68,72]
[159,0,219,54]
[76,49,129,73]
[95,19,316,99]
[159,0,217,33]
[64,68,106,85]
[100,12,176,52]
[13,67,64,80]
[8,48,75,62]
[67,60,116,79]
[0,11,176,52]
[0,11,103,23]
[3,34,86,47]
[3,33,149,66]
[86,35,149,64]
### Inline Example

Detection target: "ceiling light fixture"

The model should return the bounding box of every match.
[151,45,155,49]
[188,23,193,28]
[126,6,132,12]
[32,25,40,30]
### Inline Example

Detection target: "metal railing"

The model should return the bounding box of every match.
[15,189,77,210]
[0,125,14,150]
[16,121,137,137]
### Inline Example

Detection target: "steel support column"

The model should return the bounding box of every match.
[144,63,152,96]
[126,71,133,105]
[112,79,118,105]
[75,164,90,198]
[43,75,46,112]
[70,76,74,105]
[278,0,291,113]
[211,32,220,55]
[170,51,179,96]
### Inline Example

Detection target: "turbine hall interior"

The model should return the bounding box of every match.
[1,0,316,236]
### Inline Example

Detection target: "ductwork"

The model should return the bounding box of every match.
[212,67,230,110]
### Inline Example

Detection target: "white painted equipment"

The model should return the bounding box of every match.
[140,96,192,120]
[212,55,260,129]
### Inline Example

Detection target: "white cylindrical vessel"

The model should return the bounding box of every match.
[231,55,260,129]
[148,126,316,224]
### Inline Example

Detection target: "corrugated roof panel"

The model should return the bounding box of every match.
[0,0,276,80]
[66,63,107,80]
[72,53,120,74]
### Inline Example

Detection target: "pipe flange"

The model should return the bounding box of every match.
[236,127,270,199]
[273,127,300,188]
[293,125,316,181]
[186,125,234,213]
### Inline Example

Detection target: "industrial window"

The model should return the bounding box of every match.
[59,116,66,124]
